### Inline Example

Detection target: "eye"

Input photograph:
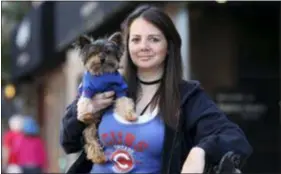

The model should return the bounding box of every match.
[149,37,160,42]
[130,37,140,43]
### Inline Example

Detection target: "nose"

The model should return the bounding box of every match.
[140,40,150,51]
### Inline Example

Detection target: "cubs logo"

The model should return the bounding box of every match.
[110,149,135,173]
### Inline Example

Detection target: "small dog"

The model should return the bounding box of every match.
[73,32,137,164]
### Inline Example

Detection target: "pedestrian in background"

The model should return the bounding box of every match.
[3,114,24,173]
[16,116,48,174]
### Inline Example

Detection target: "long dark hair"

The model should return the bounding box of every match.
[121,5,183,129]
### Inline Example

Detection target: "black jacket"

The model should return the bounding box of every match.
[60,80,252,174]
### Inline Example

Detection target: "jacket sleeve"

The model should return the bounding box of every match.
[60,97,87,154]
[184,87,253,168]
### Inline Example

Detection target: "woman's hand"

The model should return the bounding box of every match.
[181,147,206,173]
[77,91,115,123]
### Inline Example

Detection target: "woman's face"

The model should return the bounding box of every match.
[128,17,168,70]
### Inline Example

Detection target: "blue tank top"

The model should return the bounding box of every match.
[91,107,165,173]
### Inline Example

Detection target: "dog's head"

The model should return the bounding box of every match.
[73,32,123,75]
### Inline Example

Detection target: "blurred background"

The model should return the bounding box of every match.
[1,1,280,173]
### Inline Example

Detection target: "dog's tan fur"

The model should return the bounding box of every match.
[83,119,107,163]
[76,32,138,164]
[85,55,102,75]
[114,97,137,121]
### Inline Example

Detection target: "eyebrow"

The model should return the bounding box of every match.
[131,34,162,37]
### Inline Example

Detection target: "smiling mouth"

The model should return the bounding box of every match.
[139,56,153,60]
[138,55,153,57]
[139,56,153,59]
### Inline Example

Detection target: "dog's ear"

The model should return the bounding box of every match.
[72,35,93,50]
[108,32,122,45]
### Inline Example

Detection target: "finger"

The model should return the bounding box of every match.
[92,93,103,100]
[98,98,114,107]
[102,91,115,98]
[93,91,115,100]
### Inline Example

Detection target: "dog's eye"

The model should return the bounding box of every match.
[105,48,114,54]
[87,46,99,55]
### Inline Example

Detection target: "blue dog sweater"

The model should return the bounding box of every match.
[78,71,128,99]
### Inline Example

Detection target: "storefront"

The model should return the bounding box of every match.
[10,1,59,83]
[187,1,280,173]
[9,1,58,126]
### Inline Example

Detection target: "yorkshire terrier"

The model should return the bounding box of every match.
[73,32,137,164]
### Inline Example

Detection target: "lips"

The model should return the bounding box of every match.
[138,55,153,57]
[138,56,153,60]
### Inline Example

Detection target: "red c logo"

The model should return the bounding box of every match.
[111,149,135,173]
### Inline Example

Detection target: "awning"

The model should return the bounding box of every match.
[10,2,56,82]
[54,1,136,51]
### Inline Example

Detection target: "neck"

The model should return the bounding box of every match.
[137,66,164,83]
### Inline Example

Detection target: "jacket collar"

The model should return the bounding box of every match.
[180,80,201,106]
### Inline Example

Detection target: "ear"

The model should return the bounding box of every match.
[72,34,93,49]
[108,32,122,45]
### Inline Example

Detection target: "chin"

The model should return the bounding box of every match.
[135,59,164,70]
[135,62,156,70]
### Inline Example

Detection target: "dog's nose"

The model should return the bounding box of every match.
[100,57,105,63]
[99,53,106,63]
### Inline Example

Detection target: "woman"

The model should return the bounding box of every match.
[60,4,252,174]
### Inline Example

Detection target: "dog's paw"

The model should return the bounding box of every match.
[124,110,138,122]
[92,153,107,164]
[114,97,138,122]
[90,143,107,164]
[85,135,107,164]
